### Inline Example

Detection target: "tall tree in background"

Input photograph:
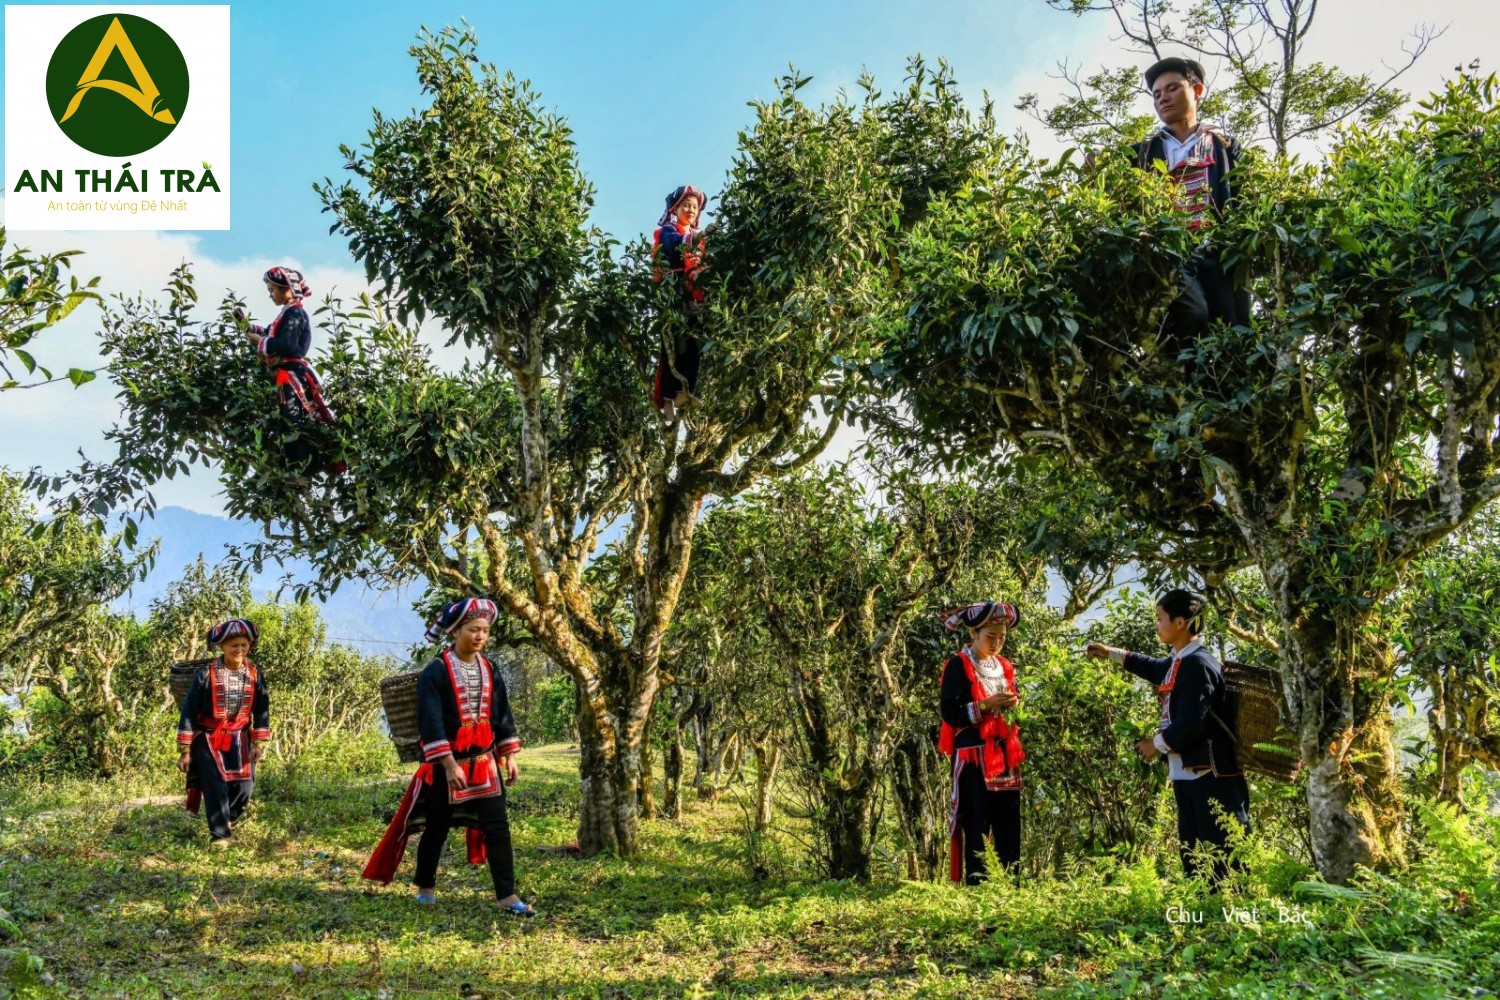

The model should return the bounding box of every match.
[1398,506,1500,807]
[49,28,992,857]
[1020,0,1440,150]
[0,472,145,774]
[686,466,1030,879]
[882,74,1500,881]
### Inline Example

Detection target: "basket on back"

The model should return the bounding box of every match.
[1223,660,1300,781]
[169,658,214,711]
[379,670,423,763]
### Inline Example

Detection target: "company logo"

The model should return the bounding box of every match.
[45,13,189,157]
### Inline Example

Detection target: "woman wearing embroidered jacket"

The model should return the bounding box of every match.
[176,618,270,847]
[234,266,337,480]
[362,598,533,915]
[938,601,1025,884]
[652,185,708,422]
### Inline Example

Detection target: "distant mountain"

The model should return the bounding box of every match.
[116,506,424,654]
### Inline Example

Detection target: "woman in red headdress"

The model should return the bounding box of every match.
[652,185,708,422]
[235,266,340,481]
[938,601,1026,884]
[363,598,533,915]
[176,618,270,847]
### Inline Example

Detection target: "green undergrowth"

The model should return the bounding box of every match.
[0,746,1495,998]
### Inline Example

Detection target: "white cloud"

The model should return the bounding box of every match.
[0,207,375,513]
[991,0,1498,158]
[0,202,490,514]
[5,0,1492,514]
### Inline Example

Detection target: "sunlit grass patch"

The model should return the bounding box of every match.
[1,745,1497,997]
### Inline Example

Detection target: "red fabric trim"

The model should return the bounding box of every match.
[447,753,502,803]
[1154,657,1182,753]
[362,764,433,884]
[362,763,494,883]
[467,827,487,865]
[496,738,521,756]
[937,650,1025,782]
[185,786,202,815]
[947,752,965,883]
[201,661,257,781]
[443,650,494,756]
[650,224,706,300]
[1159,657,1181,694]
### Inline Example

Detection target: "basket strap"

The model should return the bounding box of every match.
[1208,707,1238,744]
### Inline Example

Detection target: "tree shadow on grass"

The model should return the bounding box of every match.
[3,823,956,997]
[4,766,993,998]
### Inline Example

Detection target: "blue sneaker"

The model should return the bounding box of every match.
[415,889,436,905]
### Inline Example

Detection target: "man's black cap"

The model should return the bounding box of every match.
[1144,56,1207,90]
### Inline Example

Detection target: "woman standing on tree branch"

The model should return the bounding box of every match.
[176,618,270,848]
[234,266,341,484]
[938,601,1026,884]
[363,598,533,915]
[652,185,708,423]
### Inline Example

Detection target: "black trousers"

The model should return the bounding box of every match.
[277,386,315,473]
[191,739,252,840]
[1173,774,1251,885]
[657,328,702,402]
[957,763,1021,885]
[412,770,516,899]
[1161,251,1251,350]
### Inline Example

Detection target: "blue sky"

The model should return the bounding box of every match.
[2,0,1495,517]
[4,0,1088,267]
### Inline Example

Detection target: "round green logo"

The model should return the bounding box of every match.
[46,13,189,157]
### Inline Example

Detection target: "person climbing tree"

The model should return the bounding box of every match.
[651,185,707,422]
[234,266,341,484]
[1132,56,1251,349]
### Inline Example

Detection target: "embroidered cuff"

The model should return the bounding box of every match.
[496,737,521,756]
[422,739,453,761]
[251,728,271,742]
[256,336,270,357]
[176,731,195,747]
[967,701,982,724]
[1109,648,1128,664]
[1153,732,1172,754]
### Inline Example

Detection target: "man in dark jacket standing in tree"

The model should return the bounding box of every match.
[1134,56,1251,348]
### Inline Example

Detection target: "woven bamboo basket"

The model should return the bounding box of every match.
[1223,660,1301,781]
[379,670,423,763]
[169,658,214,711]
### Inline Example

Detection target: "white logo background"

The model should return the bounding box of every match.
[4,5,230,230]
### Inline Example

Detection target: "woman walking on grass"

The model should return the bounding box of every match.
[176,618,270,847]
[363,598,533,915]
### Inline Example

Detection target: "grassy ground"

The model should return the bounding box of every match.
[0,745,1495,998]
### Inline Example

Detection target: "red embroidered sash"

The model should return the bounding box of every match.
[443,649,495,753]
[208,660,256,752]
[938,649,1025,781]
